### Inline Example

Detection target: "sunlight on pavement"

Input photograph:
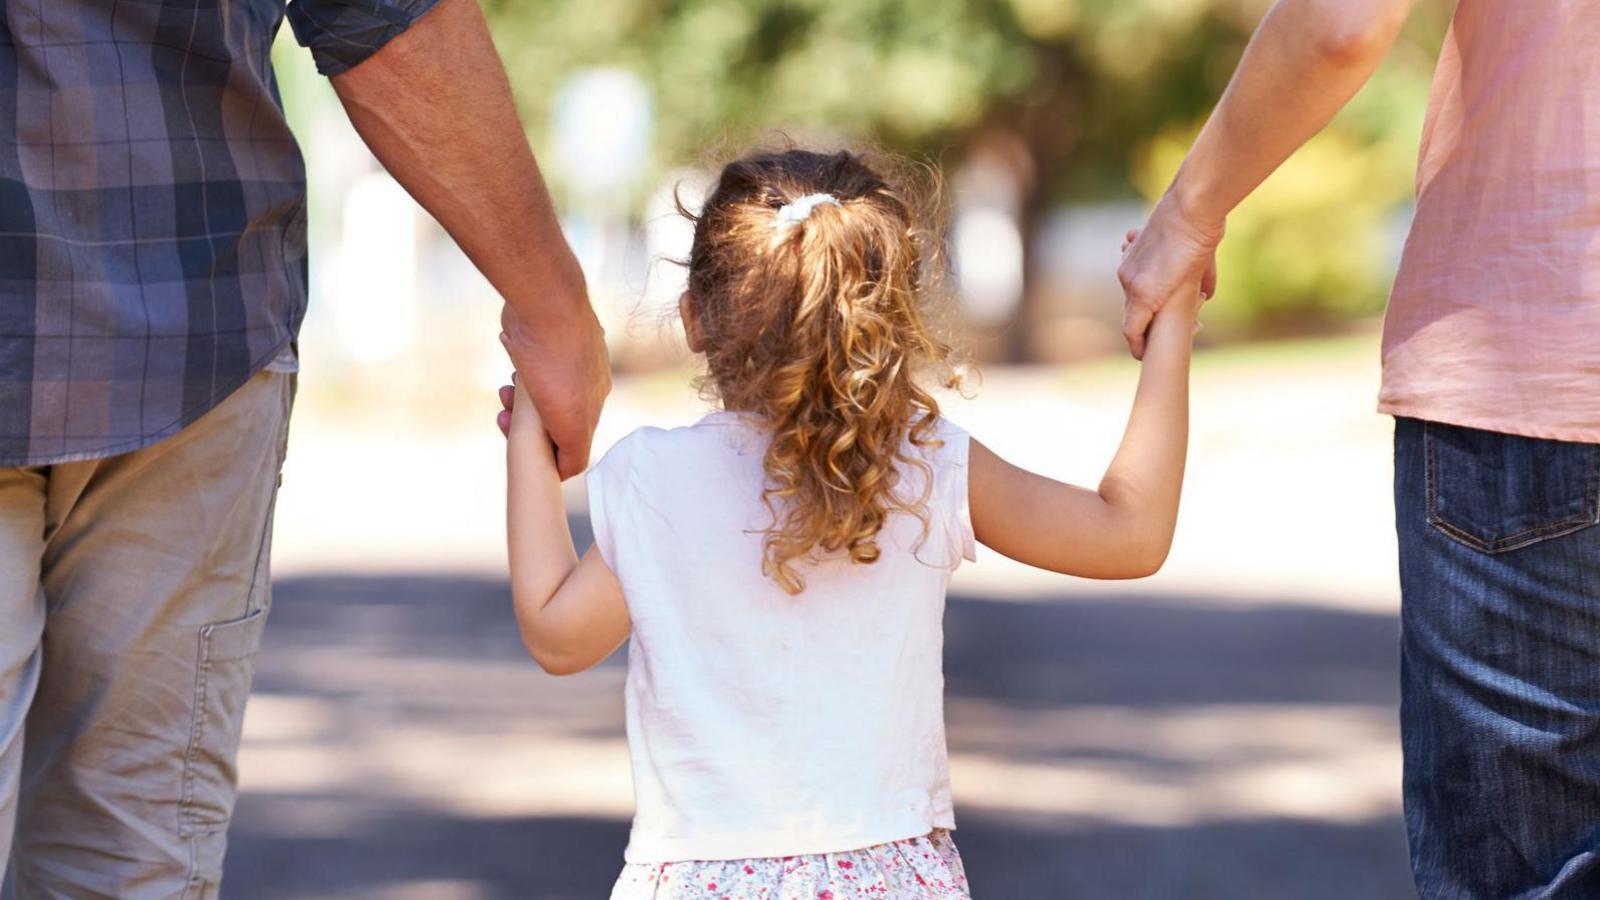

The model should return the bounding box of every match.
[366,882,492,900]
[241,693,1398,832]
[948,703,1398,827]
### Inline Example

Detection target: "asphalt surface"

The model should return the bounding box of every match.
[224,569,1414,899]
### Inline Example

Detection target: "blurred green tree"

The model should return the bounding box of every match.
[481,0,1454,344]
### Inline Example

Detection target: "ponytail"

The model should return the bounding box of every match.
[683,148,956,594]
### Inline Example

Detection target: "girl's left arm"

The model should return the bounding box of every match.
[505,379,630,676]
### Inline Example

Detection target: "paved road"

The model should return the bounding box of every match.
[225,570,1414,899]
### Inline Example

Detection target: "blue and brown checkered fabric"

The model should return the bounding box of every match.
[0,0,437,466]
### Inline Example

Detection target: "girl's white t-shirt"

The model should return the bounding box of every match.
[586,411,976,864]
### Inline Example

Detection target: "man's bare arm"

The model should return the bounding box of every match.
[330,0,608,478]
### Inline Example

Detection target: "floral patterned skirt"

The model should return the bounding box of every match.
[610,830,971,899]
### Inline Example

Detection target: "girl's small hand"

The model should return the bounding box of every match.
[499,376,548,438]
[1162,286,1209,320]
[504,375,563,473]
[1147,287,1208,346]
[497,383,515,437]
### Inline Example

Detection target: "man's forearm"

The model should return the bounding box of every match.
[1169,0,1415,228]
[329,0,585,326]
[327,0,609,478]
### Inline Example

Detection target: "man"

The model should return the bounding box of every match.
[1119,0,1600,896]
[0,0,607,894]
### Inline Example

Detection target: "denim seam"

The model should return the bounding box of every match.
[1428,516,1596,555]
[1424,421,1600,554]
[1588,436,1600,535]
[1424,420,1437,530]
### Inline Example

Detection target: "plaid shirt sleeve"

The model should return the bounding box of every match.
[286,0,444,76]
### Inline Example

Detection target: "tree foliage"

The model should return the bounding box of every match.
[483,0,1455,333]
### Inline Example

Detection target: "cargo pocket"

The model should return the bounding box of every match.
[180,606,269,833]
[1425,421,1600,554]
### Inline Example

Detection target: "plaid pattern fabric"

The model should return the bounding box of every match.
[0,0,438,466]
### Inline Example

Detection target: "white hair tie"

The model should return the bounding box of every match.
[773,193,841,230]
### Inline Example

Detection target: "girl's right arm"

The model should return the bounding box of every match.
[505,379,630,676]
[969,290,1201,579]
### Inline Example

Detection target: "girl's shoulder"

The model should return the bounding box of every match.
[910,414,972,469]
[583,417,768,566]
[587,414,761,483]
[589,412,969,484]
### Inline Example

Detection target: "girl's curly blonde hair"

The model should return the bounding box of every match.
[681,146,959,594]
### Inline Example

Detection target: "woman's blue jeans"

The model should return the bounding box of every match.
[1397,417,1600,899]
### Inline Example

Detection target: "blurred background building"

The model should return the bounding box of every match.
[232,1,1457,896]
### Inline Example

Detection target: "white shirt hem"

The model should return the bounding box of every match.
[622,814,957,865]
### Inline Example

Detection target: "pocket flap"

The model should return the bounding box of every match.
[1426,422,1600,554]
[201,607,268,663]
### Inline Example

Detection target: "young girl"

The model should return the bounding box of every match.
[501,147,1201,898]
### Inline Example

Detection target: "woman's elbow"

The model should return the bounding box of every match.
[1306,0,1409,67]
[1313,28,1385,68]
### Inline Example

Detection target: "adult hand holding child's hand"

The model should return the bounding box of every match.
[1122,227,1209,342]
[500,301,610,480]
[497,376,549,442]
[1117,196,1222,359]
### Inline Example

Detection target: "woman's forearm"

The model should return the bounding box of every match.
[1118,0,1416,358]
[1171,0,1416,227]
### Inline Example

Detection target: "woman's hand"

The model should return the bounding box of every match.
[1118,196,1223,360]
[1123,228,1209,340]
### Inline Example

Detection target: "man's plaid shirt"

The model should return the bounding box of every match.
[0,0,437,466]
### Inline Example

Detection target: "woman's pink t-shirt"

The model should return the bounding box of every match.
[1380,1,1600,441]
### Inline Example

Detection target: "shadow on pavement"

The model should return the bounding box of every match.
[227,570,1412,899]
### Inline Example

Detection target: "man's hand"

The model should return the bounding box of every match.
[330,0,611,478]
[1117,195,1222,360]
[500,302,609,478]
